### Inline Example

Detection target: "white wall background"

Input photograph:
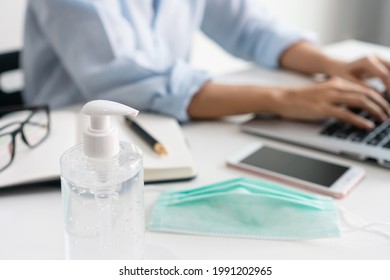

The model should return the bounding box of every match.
[0,0,388,75]
[0,0,26,52]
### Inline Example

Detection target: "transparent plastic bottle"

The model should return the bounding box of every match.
[60,100,144,259]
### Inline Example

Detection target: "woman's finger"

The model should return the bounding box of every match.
[329,92,387,122]
[331,78,390,116]
[357,56,390,91]
[377,57,390,95]
[327,106,374,130]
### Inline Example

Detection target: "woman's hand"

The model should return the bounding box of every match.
[281,42,390,93]
[327,55,390,91]
[274,77,390,130]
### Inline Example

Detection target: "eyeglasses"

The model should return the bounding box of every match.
[0,105,50,173]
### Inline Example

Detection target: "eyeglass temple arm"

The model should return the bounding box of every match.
[0,121,21,132]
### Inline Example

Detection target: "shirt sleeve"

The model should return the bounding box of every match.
[30,0,210,122]
[201,0,317,68]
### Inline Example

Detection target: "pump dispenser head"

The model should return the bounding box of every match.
[82,100,139,158]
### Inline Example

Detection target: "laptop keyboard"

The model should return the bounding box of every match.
[320,111,390,149]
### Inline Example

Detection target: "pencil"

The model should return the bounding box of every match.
[124,116,168,156]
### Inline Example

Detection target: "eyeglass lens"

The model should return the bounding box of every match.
[22,109,49,147]
[0,107,49,172]
[0,134,14,171]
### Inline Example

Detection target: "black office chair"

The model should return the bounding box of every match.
[0,50,23,107]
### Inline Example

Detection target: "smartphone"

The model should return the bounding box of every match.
[226,143,365,198]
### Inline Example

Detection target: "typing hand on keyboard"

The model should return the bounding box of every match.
[321,104,390,148]
[276,77,390,130]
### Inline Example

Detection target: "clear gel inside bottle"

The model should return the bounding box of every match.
[60,100,144,260]
[61,141,144,260]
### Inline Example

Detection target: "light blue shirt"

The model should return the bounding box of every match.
[23,0,314,122]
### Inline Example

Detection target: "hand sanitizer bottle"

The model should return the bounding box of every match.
[60,100,144,260]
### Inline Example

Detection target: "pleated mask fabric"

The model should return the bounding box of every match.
[148,177,340,240]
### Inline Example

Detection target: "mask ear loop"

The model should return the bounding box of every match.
[338,205,390,240]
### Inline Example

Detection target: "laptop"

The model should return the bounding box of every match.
[226,42,390,168]
[241,104,390,168]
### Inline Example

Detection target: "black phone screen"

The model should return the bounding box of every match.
[240,146,349,187]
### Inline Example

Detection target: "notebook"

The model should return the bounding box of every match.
[0,108,197,189]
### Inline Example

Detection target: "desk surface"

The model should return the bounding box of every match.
[1,40,390,260]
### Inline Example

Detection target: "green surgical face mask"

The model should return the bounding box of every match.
[148,177,340,240]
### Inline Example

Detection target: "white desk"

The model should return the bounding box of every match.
[1,40,390,260]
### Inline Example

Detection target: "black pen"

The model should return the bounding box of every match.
[124,116,168,156]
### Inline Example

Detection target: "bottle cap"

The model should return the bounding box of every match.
[81,100,139,158]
